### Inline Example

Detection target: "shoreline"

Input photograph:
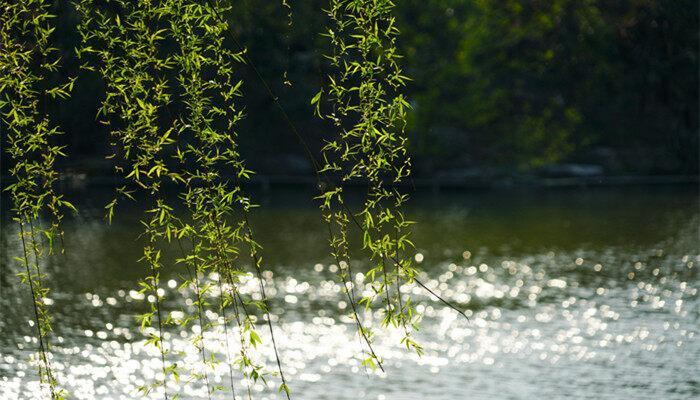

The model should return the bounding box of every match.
[0,173,698,192]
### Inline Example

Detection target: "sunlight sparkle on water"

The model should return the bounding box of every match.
[1,213,698,399]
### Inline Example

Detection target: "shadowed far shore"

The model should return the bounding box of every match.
[1,173,697,194]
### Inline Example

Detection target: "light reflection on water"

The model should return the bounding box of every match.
[1,187,698,399]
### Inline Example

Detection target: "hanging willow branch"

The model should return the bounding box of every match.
[202,0,468,373]
[169,0,290,396]
[76,1,186,397]
[1,1,77,399]
[76,0,290,397]
[313,0,423,369]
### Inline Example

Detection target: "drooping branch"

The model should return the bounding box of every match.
[314,0,423,364]
[76,0,292,397]
[1,2,76,398]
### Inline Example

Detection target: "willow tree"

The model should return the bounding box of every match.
[312,0,423,370]
[0,1,78,399]
[75,0,288,398]
[3,0,465,398]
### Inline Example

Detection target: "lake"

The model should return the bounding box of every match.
[1,185,698,399]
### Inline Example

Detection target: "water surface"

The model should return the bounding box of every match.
[1,185,698,399]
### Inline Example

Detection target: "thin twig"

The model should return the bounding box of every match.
[19,219,55,397]
[326,221,385,372]
[242,213,291,399]
[176,238,213,400]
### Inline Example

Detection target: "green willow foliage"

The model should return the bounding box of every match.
[2,0,454,397]
[313,0,421,370]
[75,1,177,395]
[0,1,76,399]
[75,0,289,398]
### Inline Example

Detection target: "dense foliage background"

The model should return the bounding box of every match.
[8,0,699,178]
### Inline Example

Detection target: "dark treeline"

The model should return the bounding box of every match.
[7,0,699,178]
